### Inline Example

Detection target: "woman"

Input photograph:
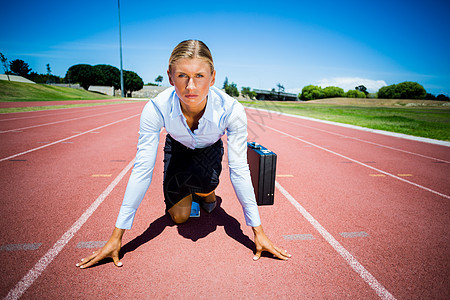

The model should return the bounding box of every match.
[77,40,290,269]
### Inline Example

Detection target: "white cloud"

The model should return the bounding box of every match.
[316,77,387,92]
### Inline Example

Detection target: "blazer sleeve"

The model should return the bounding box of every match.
[115,100,164,229]
[226,102,261,227]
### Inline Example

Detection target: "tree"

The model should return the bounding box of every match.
[93,64,120,89]
[300,85,325,100]
[46,63,52,75]
[65,64,96,90]
[378,81,426,99]
[346,89,366,98]
[241,87,256,99]
[276,83,285,100]
[224,81,239,97]
[355,85,369,96]
[9,59,32,77]
[396,81,426,99]
[378,84,399,99]
[425,93,436,100]
[123,70,144,97]
[0,52,10,80]
[323,86,345,98]
[155,75,163,86]
[223,77,229,89]
[436,94,450,101]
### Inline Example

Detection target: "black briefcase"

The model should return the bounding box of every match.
[247,142,277,205]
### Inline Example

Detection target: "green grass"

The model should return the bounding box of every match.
[240,100,450,141]
[0,80,114,101]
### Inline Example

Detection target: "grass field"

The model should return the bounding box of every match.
[1,80,449,141]
[240,99,450,141]
[0,80,114,101]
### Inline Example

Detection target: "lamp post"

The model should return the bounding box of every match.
[118,0,124,97]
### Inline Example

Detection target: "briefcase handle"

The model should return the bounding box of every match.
[247,142,261,149]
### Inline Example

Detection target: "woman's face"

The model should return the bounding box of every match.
[168,58,216,112]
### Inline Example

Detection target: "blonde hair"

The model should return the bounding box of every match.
[168,40,214,74]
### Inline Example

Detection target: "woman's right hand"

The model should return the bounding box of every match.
[76,227,125,269]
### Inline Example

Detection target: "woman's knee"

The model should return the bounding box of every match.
[169,210,190,224]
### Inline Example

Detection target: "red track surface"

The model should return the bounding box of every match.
[0,102,448,299]
[0,99,124,108]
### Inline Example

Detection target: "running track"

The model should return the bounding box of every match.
[0,100,448,299]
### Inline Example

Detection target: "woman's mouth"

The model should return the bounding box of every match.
[185,94,198,99]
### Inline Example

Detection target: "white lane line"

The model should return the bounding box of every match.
[0,107,137,134]
[276,181,396,300]
[0,243,42,251]
[251,120,450,200]
[276,117,450,164]
[340,232,369,238]
[0,113,140,162]
[76,241,107,249]
[4,159,135,300]
[283,234,315,240]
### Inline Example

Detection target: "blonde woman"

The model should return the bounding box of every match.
[77,40,290,268]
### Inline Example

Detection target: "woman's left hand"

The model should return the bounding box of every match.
[252,225,291,261]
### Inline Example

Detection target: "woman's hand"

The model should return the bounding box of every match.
[252,225,291,261]
[76,227,125,269]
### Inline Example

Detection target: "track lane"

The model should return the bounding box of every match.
[246,109,450,197]
[0,105,139,133]
[0,102,144,127]
[0,106,144,297]
[245,109,449,298]
[0,103,146,160]
[0,102,139,123]
[20,134,383,299]
[277,117,450,163]
[1,103,448,299]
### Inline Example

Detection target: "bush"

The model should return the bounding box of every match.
[346,90,366,98]
[225,82,239,97]
[378,81,426,99]
[301,85,325,100]
[241,86,256,99]
[323,86,345,98]
[436,94,450,101]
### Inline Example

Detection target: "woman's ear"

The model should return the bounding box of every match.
[210,70,216,87]
[167,69,174,86]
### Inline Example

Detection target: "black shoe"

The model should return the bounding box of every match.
[193,194,217,213]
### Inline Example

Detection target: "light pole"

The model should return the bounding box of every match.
[118,0,124,97]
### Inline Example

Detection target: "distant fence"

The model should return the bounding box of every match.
[0,74,36,84]
[253,89,298,101]
[89,86,114,96]
[130,86,168,98]
[47,83,82,89]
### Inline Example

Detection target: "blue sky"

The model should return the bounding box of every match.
[1,0,449,95]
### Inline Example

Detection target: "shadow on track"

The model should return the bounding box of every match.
[119,196,256,259]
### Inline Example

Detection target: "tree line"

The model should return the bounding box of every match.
[221,75,448,101]
[300,82,448,101]
[0,52,144,97]
[66,64,143,96]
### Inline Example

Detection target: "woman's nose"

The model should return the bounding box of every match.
[187,77,196,90]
